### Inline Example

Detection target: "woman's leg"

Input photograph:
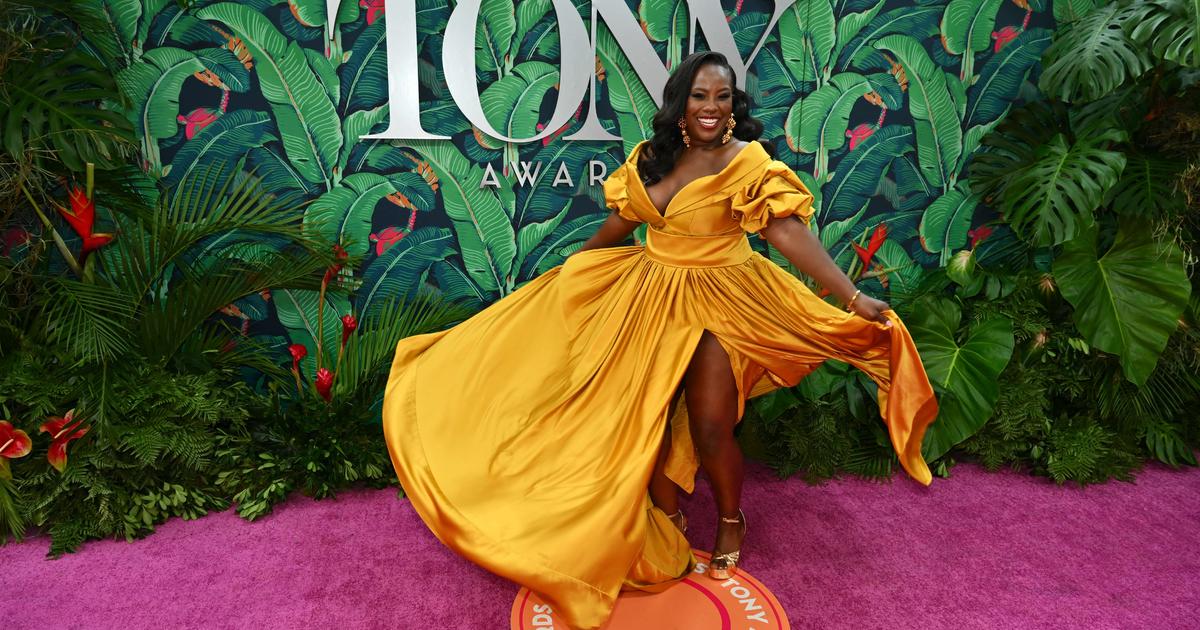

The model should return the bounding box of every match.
[684,331,745,557]
[650,388,685,530]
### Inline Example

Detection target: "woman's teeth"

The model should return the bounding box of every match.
[697,117,719,129]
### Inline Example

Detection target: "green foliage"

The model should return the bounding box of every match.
[1053,220,1190,386]
[0,347,251,554]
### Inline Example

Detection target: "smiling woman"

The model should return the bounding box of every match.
[381,50,938,630]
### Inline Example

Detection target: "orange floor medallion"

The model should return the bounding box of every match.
[510,550,790,629]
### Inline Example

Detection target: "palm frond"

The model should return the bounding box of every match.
[138,250,327,364]
[333,292,474,399]
[40,277,135,363]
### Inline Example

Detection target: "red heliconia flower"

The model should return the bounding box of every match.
[852,224,888,271]
[57,187,113,257]
[341,314,358,347]
[846,123,876,150]
[323,243,349,284]
[968,225,994,249]
[315,368,334,402]
[992,26,1020,52]
[39,409,89,473]
[369,226,406,255]
[360,0,384,24]
[288,343,308,371]
[177,107,219,139]
[0,420,33,480]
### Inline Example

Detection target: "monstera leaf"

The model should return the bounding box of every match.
[918,183,978,266]
[785,72,871,180]
[356,227,456,317]
[964,27,1053,128]
[640,0,689,70]
[874,35,963,193]
[1107,154,1187,217]
[968,103,1126,246]
[480,61,560,140]
[1129,0,1200,68]
[939,0,1003,80]
[909,298,1014,462]
[779,0,836,86]
[1054,0,1098,23]
[1054,221,1190,387]
[196,3,343,186]
[1039,1,1149,103]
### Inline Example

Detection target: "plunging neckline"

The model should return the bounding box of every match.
[636,141,756,218]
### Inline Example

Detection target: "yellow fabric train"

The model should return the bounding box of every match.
[382,140,938,629]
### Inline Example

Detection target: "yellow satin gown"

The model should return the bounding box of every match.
[382,140,938,629]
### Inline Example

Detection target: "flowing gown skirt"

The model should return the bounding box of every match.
[382,231,937,629]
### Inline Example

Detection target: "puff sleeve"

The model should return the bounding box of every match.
[602,161,642,223]
[730,160,815,233]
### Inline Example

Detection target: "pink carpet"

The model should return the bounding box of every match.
[4,461,1198,629]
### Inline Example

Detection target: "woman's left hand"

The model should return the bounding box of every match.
[851,294,893,327]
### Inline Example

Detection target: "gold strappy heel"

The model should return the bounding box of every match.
[707,510,746,580]
[666,509,688,534]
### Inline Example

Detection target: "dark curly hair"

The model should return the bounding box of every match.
[637,51,773,186]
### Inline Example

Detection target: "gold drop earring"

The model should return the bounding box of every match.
[722,116,736,144]
[677,116,691,148]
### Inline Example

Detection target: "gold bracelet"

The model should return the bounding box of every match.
[845,289,862,311]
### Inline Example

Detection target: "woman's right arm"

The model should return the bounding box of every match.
[574,212,641,254]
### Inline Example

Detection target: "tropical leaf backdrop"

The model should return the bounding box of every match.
[92,0,1053,370]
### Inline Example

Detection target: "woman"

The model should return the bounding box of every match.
[382,51,937,629]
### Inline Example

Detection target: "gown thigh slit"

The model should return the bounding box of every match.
[381,139,938,630]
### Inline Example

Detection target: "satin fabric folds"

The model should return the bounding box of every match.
[381,140,938,629]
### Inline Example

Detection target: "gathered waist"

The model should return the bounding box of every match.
[643,229,753,268]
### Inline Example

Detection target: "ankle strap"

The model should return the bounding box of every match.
[720,510,743,524]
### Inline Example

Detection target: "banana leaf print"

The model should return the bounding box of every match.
[940,0,1003,81]
[640,0,688,70]
[873,34,962,192]
[780,0,837,87]
[195,3,343,188]
[117,47,204,175]
[103,0,1058,366]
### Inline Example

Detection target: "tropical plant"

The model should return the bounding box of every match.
[215,291,474,521]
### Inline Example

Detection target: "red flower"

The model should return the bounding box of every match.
[1,227,30,256]
[288,343,308,371]
[341,314,358,347]
[323,243,349,284]
[177,107,219,139]
[852,224,888,272]
[360,0,384,24]
[369,226,406,256]
[845,124,876,150]
[39,409,89,473]
[315,368,334,402]
[992,26,1020,52]
[56,187,113,257]
[968,225,994,249]
[0,420,33,480]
